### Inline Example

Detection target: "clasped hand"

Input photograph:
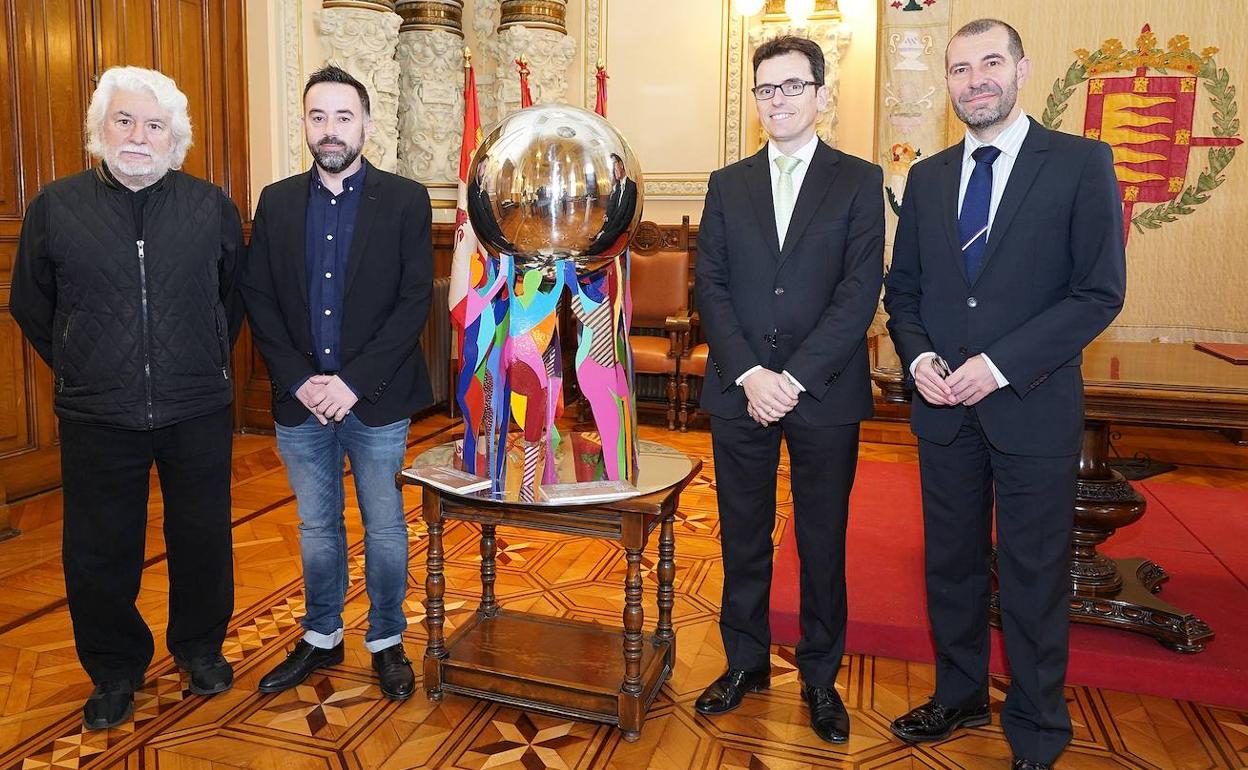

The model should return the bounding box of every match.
[743,369,800,426]
[914,354,1000,407]
[295,375,359,425]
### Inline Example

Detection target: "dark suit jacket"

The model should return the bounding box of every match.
[696,141,885,426]
[587,177,639,256]
[466,178,514,253]
[884,118,1126,456]
[243,161,435,427]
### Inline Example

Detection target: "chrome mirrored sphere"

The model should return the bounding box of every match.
[467,103,644,271]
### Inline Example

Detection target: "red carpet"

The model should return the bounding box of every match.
[768,460,1248,708]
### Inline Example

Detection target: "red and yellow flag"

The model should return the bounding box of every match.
[516,56,533,108]
[449,48,484,356]
[594,60,608,117]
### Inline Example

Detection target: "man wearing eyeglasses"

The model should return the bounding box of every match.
[694,35,884,744]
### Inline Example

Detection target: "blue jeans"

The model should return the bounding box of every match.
[276,413,410,652]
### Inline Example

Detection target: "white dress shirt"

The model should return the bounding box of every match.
[910,111,1032,388]
[737,135,822,394]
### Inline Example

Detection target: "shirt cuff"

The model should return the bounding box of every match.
[909,351,938,378]
[781,370,805,392]
[290,375,312,399]
[980,353,1010,388]
[735,365,763,387]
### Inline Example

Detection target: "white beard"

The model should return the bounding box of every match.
[105,143,172,189]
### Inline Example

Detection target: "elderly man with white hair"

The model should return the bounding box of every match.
[10,66,243,730]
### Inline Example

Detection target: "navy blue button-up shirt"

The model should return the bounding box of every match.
[305,162,365,379]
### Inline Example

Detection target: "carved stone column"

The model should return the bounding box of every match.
[473,0,503,128]
[749,1,852,147]
[318,0,403,171]
[395,1,465,185]
[491,0,576,116]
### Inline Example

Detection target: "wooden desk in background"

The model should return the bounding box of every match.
[870,339,1248,652]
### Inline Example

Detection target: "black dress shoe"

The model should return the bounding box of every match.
[694,668,770,715]
[83,678,140,730]
[889,698,991,742]
[175,651,234,696]
[801,684,850,744]
[1012,759,1052,770]
[258,640,344,693]
[372,644,415,700]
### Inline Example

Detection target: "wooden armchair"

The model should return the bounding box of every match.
[627,217,692,430]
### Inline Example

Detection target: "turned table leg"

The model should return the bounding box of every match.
[620,544,644,742]
[422,487,448,699]
[480,523,499,618]
[656,514,676,667]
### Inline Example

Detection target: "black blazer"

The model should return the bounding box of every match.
[884,119,1126,456]
[243,161,435,427]
[696,141,885,426]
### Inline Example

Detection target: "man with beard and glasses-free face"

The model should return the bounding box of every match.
[11,66,243,730]
[243,65,434,700]
[883,19,1125,770]
[693,35,884,744]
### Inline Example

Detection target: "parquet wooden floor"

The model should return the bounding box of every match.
[1,415,1246,769]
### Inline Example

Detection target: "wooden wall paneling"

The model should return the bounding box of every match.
[92,0,156,70]
[0,0,97,503]
[155,0,210,181]
[0,3,20,220]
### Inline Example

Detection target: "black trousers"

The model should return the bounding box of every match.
[710,411,859,688]
[59,406,234,684]
[918,409,1077,765]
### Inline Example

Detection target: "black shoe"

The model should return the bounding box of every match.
[801,684,850,744]
[82,678,139,730]
[1013,759,1052,770]
[890,698,991,742]
[694,668,770,715]
[372,644,415,701]
[174,651,234,696]
[257,640,344,693]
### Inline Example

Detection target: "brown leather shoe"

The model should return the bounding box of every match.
[694,668,770,715]
[889,698,990,742]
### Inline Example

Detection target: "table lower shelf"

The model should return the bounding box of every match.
[426,610,673,730]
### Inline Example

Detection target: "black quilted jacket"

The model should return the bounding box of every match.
[11,167,244,430]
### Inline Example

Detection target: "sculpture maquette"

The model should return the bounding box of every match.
[455,104,645,497]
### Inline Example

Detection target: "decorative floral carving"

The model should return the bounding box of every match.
[317,6,404,171]
[491,24,576,115]
[397,28,464,183]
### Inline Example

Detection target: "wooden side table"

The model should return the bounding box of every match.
[399,442,701,742]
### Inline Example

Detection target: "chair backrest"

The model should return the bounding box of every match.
[628,216,691,329]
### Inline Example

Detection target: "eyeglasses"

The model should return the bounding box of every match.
[751,79,821,100]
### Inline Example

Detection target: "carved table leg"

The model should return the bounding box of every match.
[422,487,448,699]
[480,523,499,618]
[993,421,1216,652]
[656,514,676,668]
[620,545,644,742]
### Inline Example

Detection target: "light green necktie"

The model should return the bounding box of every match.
[774,154,803,248]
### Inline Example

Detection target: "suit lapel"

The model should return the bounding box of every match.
[744,147,781,261]
[939,141,968,285]
[778,141,839,268]
[976,119,1051,284]
[344,162,382,296]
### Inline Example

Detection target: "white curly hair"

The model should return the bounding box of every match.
[84,66,193,168]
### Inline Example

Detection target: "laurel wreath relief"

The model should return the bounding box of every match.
[1042,27,1239,235]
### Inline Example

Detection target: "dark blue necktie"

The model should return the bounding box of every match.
[958,145,1001,282]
